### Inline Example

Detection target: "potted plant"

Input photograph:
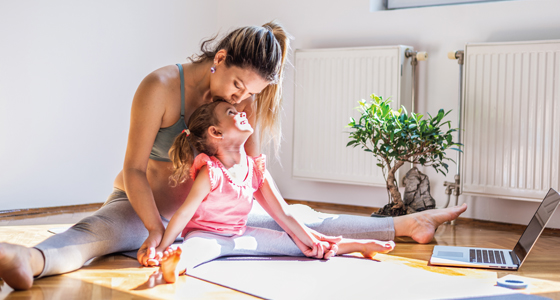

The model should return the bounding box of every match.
[347,94,461,216]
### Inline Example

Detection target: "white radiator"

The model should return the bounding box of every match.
[461,40,560,201]
[292,46,413,186]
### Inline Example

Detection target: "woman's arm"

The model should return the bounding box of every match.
[122,71,175,266]
[156,167,211,253]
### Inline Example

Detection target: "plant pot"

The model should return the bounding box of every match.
[373,202,409,217]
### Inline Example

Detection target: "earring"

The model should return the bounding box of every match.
[210,66,216,73]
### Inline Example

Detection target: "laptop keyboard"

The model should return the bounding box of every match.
[469,249,507,264]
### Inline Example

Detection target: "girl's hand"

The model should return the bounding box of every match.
[291,235,325,259]
[292,231,341,260]
[137,230,164,267]
[308,229,342,259]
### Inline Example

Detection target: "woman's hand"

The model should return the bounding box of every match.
[137,230,164,267]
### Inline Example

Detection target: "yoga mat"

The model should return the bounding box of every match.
[187,255,519,300]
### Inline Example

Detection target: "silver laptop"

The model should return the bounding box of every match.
[430,188,560,270]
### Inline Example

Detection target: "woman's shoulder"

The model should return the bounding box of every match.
[132,65,181,111]
[141,65,180,91]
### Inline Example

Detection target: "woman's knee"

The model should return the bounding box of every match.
[70,215,116,237]
[67,209,147,250]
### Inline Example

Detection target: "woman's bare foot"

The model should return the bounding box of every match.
[159,246,184,284]
[394,203,467,244]
[0,243,44,290]
[338,239,395,258]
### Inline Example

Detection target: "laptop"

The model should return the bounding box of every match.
[430,188,560,270]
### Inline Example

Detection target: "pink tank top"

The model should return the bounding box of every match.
[182,153,266,236]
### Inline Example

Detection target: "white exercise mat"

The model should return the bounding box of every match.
[188,255,519,300]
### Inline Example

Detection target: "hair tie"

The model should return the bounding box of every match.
[182,129,190,136]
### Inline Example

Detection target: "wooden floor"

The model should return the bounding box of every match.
[1,204,560,300]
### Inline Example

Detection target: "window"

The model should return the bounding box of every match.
[384,0,509,9]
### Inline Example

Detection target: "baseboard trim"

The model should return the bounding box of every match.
[285,199,377,215]
[0,203,103,220]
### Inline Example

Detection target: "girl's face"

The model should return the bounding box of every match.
[213,101,254,142]
[210,51,271,104]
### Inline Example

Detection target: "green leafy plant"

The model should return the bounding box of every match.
[347,94,461,216]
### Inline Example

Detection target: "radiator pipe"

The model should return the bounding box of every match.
[404,49,428,175]
[404,49,428,114]
[443,50,464,225]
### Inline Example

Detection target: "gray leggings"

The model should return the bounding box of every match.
[34,188,394,278]
[178,227,304,272]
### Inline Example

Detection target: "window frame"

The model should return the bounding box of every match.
[384,0,508,9]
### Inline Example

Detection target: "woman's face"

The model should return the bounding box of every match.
[210,53,270,104]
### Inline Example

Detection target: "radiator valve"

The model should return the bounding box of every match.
[443,174,461,195]
[448,50,464,65]
[405,49,428,66]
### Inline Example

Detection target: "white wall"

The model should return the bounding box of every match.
[0,0,217,210]
[214,0,560,228]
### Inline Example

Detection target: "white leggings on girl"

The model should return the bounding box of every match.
[178,227,304,272]
[33,188,394,278]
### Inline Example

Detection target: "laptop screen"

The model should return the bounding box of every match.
[513,188,560,265]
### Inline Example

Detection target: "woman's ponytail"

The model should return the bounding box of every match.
[256,21,291,156]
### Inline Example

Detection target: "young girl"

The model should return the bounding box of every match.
[154,100,395,283]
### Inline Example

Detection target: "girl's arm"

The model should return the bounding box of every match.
[155,166,211,253]
[238,96,340,257]
[254,170,340,259]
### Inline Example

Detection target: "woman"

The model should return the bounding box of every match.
[0,21,466,290]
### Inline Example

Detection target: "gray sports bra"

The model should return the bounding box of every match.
[149,64,188,162]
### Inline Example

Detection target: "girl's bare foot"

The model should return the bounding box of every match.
[0,243,44,290]
[394,203,467,244]
[360,240,395,258]
[337,239,395,258]
[159,246,184,284]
